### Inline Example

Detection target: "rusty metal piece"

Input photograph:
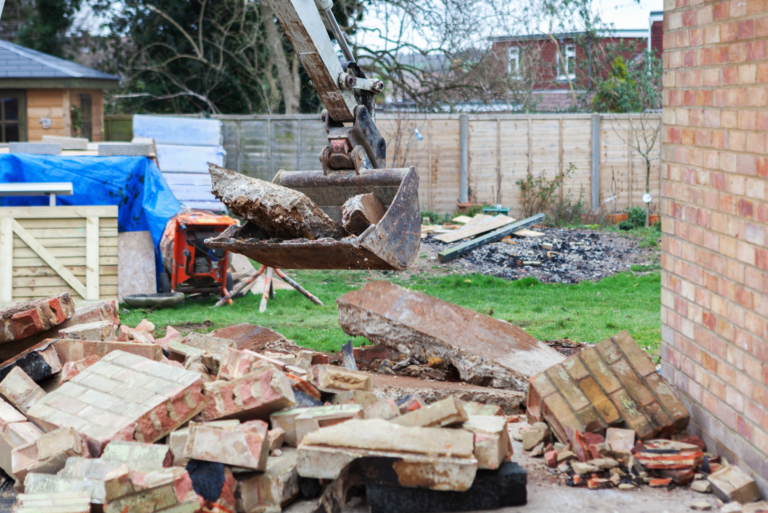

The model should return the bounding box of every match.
[337,281,566,391]
[206,167,420,271]
[321,106,386,173]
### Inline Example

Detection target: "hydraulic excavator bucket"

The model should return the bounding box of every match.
[206,167,421,271]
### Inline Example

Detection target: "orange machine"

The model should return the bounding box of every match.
[159,209,238,297]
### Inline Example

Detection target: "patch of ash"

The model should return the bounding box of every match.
[420,227,659,283]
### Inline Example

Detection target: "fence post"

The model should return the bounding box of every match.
[459,114,469,203]
[591,113,600,211]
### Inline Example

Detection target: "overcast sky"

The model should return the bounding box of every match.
[596,0,663,29]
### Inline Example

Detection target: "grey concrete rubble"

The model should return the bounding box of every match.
[337,281,565,391]
[209,163,347,240]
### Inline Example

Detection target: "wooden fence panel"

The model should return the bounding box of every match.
[216,113,661,216]
[0,207,118,306]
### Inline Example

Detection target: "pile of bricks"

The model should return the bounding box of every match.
[0,289,726,512]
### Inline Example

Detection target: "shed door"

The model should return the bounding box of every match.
[0,91,27,143]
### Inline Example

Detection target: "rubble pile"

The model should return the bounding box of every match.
[421,227,658,283]
[0,287,760,512]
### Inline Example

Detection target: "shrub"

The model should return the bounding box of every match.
[517,164,576,218]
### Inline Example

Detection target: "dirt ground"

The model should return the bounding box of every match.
[284,420,710,513]
[413,228,660,283]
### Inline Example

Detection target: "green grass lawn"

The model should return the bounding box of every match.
[121,269,662,359]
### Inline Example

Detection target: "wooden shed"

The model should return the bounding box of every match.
[0,40,120,143]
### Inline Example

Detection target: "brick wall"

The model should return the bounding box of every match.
[661,0,768,494]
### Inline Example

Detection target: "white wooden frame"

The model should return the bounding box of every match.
[0,206,117,305]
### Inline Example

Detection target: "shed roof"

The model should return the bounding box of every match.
[0,40,119,82]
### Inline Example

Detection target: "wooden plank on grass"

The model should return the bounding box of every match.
[434,214,516,243]
[438,214,546,263]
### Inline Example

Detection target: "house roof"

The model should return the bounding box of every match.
[490,29,648,43]
[0,39,119,86]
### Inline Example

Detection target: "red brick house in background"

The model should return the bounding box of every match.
[488,12,665,112]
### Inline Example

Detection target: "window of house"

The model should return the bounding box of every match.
[557,44,576,81]
[508,47,521,78]
[0,91,26,143]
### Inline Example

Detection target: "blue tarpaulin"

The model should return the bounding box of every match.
[0,154,182,277]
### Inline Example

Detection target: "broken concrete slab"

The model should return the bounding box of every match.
[236,448,299,513]
[313,364,373,393]
[0,367,46,413]
[365,461,527,513]
[463,416,512,470]
[26,351,207,456]
[391,395,468,428]
[52,338,163,365]
[297,419,477,489]
[341,193,386,236]
[0,294,75,344]
[183,420,270,470]
[0,340,61,384]
[209,323,289,353]
[14,491,91,513]
[338,281,564,391]
[168,420,240,467]
[707,464,761,504]
[201,365,295,421]
[209,163,347,240]
[58,321,117,341]
[527,331,689,442]
[294,404,363,444]
[374,374,526,415]
[12,427,88,483]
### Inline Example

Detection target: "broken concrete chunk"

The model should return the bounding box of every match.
[341,193,386,236]
[0,422,43,479]
[15,491,91,513]
[26,351,207,456]
[365,461,527,513]
[201,365,296,421]
[236,448,299,513]
[391,395,468,428]
[0,367,46,413]
[101,466,199,513]
[527,331,689,443]
[337,282,564,391]
[209,163,347,240]
[606,427,635,454]
[101,441,173,470]
[12,427,87,483]
[328,390,378,408]
[0,341,62,385]
[53,338,163,365]
[294,404,364,444]
[217,346,287,380]
[463,416,512,470]
[268,427,286,452]
[58,320,117,341]
[0,294,76,344]
[297,419,477,488]
[363,399,400,420]
[184,420,270,470]
[463,401,504,416]
[270,408,312,447]
[313,364,373,392]
[168,419,240,467]
[708,464,761,504]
